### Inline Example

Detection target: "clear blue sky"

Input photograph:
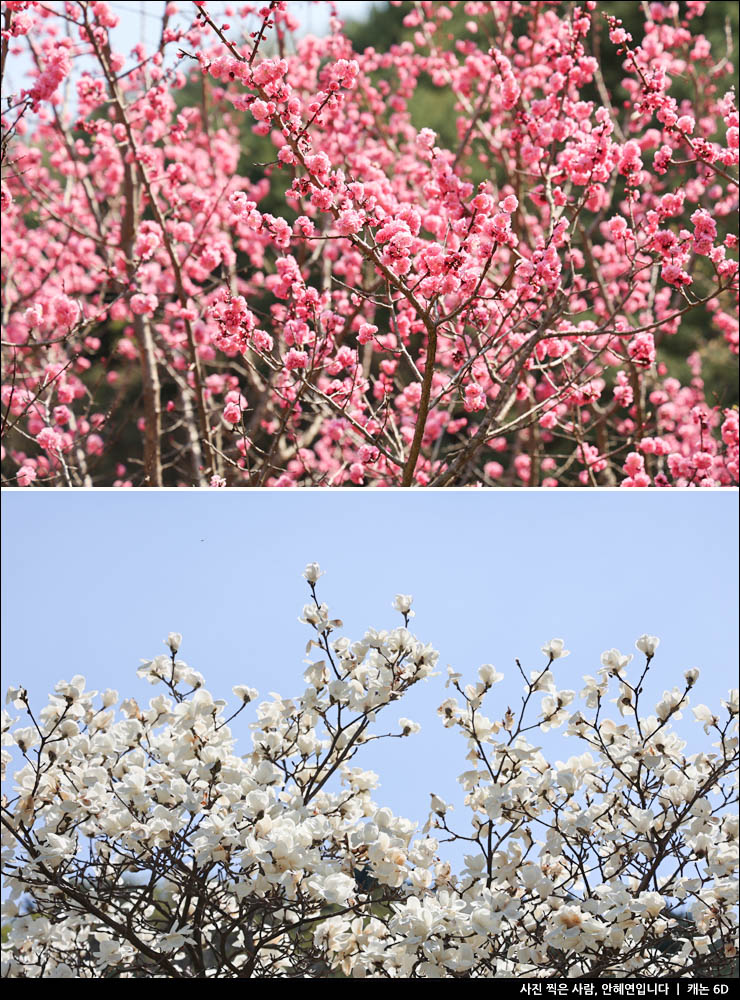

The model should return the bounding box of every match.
[2,490,738,843]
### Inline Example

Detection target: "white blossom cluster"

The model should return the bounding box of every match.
[1,567,737,978]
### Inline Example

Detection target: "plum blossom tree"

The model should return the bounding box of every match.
[2,564,738,978]
[1,1,737,487]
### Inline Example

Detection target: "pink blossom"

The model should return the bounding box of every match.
[463,383,486,412]
[416,128,436,152]
[53,296,80,330]
[661,261,692,288]
[224,402,242,424]
[514,454,531,483]
[10,11,32,36]
[357,324,377,345]
[130,294,157,316]
[608,216,628,239]
[24,304,44,329]
[134,227,160,261]
[332,59,359,89]
[624,452,645,478]
[628,333,656,368]
[251,99,275,122]
[36,427,63,453]
[690,209,717,255]
[16,464,37,486]
[24,45,71,108]
[91,2,119,28]
[87,434,104,456]
[0,2,734,490]
[336,210,364,236]
[284,349,309,371]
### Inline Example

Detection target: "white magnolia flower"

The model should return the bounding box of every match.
[54,675,92,701]
[233,685,258,704]
[166,632,182,654]
[600,648,632,675]
[430,794,449,815]
[303,660,329,688]
[542,638,569,660]
[437,698,460,727]
[541,690,575,730]
[656,688,685,722]
[529,668,557,692]
[302,562,324,583]
[580,674,607,708]
[614,682,635,717]
[309,872,356,906]
[2,564,735,981]
[632,891,665,918]
[445,665,462,688]
[636,634,660,657]
[556,769,577,795]
[693,704,719,733]
[629,807,655,834]
[478,664,504,686]
[398,717,420,736]
[13,727,39,752]
[393,594,414,617]
[5,686,26,709]
[722,689,739,715]
[137,655,169,685]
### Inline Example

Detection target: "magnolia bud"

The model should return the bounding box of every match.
[166,632,182,655]
[636,634,660,657]
[303,562,323,584]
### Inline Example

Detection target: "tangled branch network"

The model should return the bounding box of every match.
[1,1,737,486]
[2,564,738,977]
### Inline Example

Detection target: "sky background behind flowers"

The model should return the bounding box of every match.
[2,490,737,840]
[3,1,378,92]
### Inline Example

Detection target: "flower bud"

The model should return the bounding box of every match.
[303,562,323,584]
[636,634,660,657]
[166,632,182,655]
[393,594,414,616]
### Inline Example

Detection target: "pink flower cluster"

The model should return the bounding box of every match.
[1,1,737,487]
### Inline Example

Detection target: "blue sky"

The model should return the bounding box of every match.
[2,489,738,846]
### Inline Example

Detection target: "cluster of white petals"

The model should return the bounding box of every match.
[2,566,737,978]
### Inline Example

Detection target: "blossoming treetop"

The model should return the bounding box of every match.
[2,564,738,977]
[1,1,738,486]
